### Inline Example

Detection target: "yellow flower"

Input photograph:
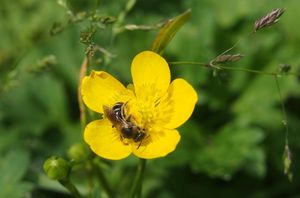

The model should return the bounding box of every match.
[81,51,198,160]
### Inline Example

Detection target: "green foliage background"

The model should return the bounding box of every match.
[0,0,300,197]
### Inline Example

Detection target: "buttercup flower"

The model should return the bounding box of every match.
[81,51,198,160]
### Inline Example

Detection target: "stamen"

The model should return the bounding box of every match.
[125,84,174,145]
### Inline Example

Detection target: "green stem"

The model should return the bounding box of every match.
[94,163,115,198]
[274,76,289,144]
[86,161,94,197]
[59,179,81,198]
[128,158,147,198]
[169,61,300,76]
[78,57,89,130]
[219,65,276,75]
[169,61,207,67]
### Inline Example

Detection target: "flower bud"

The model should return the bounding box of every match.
[43,156,70,180]
[67,143,89,161]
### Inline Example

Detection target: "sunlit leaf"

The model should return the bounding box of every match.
[151,9,191,54]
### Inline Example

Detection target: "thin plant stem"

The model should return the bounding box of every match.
[59,179,82,198]
[219,65,276,75]
[169,61,207,66]
[128,158,147,198]
[274,76,293,181]
[86,160,94,197]
[78,57,88,130]
[169,61,300,77]
[213,38,242,59]
[136,161,146,198]
[94,162,115,198]
[274,76,289,145]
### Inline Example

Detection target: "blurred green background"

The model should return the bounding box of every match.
[1,0,300,197]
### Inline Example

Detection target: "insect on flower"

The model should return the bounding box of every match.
[103,102,146,148]
[81,51,198,160]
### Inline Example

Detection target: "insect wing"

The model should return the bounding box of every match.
[103,105,117,123]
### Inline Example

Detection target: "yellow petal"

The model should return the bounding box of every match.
[80,71,127,113]
[132,129,180,159]
[84,119,132,160]
[131,51,170,98]
[164,78,198,129]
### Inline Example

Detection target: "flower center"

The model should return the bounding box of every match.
[125,84,173,135]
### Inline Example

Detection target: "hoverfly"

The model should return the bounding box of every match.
[103,102,146,146]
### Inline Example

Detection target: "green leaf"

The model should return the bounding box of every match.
[0,150,30,183]
[0,149,32,198]
[151,9,191,54]
[191,122,265,179]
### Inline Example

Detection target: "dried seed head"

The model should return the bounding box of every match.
[253,8,285,33]
[283,144,293,182]
[215,54,244,63]
[212,54,244,65]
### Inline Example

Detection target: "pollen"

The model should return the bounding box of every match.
[126,85,173,134]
